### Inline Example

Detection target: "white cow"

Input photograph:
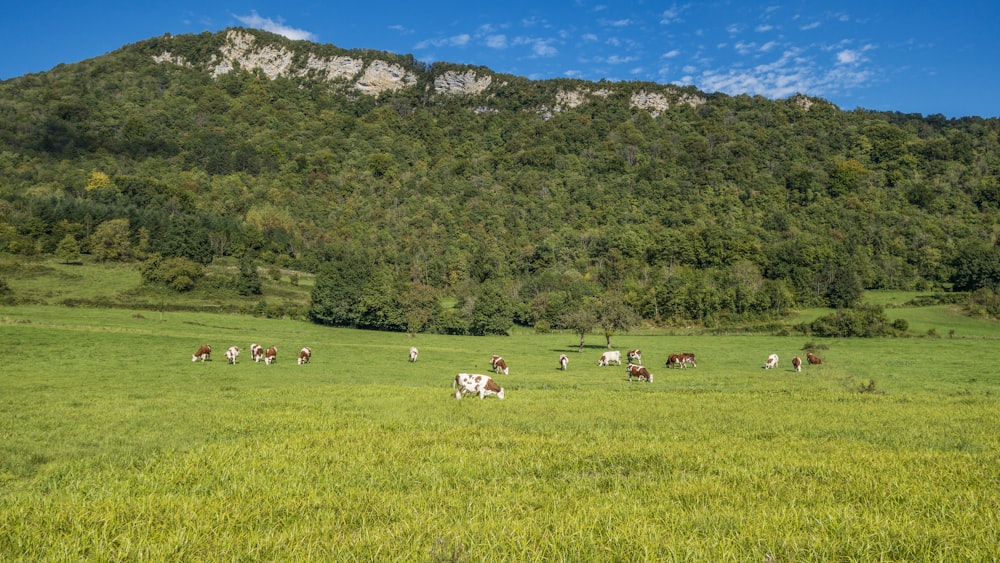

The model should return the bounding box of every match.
[409,347,419,362]
[264,346,277,365]
[453,373,505,400]
[225,345,240,364]
[598,350,622,366]
[559,354,569,370]
[764,353,779,369]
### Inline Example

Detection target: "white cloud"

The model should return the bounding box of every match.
[606,55,639,64]
[693,43,876,101]
[486,35,508,49]
[414,34,471,50]
[660,4,688,25]
[234,11,316,41]
[532,40,558,57]
[662,49,681,58]
[837,49,860,64]
[800,21,821,31]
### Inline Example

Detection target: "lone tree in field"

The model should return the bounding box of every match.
[598,295,638,349]
[562,297,600,352]
[55,234,81,264]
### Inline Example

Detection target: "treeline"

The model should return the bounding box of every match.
[2,28,1000,333]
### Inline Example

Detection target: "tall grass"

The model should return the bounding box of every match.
[2,305,1000,560]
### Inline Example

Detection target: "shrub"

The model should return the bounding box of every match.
[809,304,893,337]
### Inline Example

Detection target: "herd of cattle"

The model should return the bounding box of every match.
[451,347,825,400]
[192,342,823,400]
[190,344,312,365]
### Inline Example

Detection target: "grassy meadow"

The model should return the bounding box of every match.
[2,262,1000,560]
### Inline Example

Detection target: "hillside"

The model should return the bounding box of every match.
[1,27,1000,332]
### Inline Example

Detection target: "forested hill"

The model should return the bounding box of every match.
[2,27,1000,333]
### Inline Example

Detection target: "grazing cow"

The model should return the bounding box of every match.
[453,373,505,400]
[409,347,419,362]
[627,349,642,364]
[626,362,653,382]
[665,353,686,368]
[264,346,277,365]
[764,353,779,369]
[806,352,823,365]
[490,355,509,375]
[598,350,622,366]
[792,356,802,372]
[298,347,312,365]
[559,354,569,371]
[192,344,212,362]
[225,346,240,364]
[681,353,697,368]
[250,343,264,363]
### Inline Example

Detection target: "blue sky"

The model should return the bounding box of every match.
[4,1,998,118]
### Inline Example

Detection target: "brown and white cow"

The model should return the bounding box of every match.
[225,345,240,364]
[409,347,419,362]
[626,362,653,382]
[806,352,823,365]
[490,355,509,375]
[192,344,212,362]
[627,349,642,364]
[665,353,686,368]
[250,343,264,363]
[264,346,277,365]
[559,354,569,371]
[792,356,802,372]
[297,347,311,365]
[681,353,697,368]
[763,353,779,369]
[453,373,505,400]
[598,350,622,366]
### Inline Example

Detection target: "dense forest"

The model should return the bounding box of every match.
[2,28,1000,335]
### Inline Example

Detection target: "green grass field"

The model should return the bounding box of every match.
[2,299,1000,560]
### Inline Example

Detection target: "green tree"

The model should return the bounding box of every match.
[561,296,600,352]
[55,234,82,264]
[598,293,638,349]
[308,250,371,327]
[236,255,262,296]
[90,218,132,262]
[469,280,514,336]
[357,265,407,332]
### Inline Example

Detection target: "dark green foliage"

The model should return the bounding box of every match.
[2,29,1000,330]
[949,242,1000,292]
[141,255,205,292]
[808,304,894,337]
[308,250,371,328]
[469,280,514,336]
[236,256,262,296]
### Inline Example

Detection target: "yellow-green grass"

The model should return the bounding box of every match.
[2,304,999,560]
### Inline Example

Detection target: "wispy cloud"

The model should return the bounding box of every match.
[691,45,876,100]
[485,35,508,49]
[234,11,315,41]
[660,3,689,25]
[414,34,471,49]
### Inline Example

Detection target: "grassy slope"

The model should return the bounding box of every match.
[1,260,999,559]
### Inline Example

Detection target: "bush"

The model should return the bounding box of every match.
[142,255,204,292]
[809,304,893,337]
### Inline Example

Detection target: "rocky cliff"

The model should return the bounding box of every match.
[152,29,718,116]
